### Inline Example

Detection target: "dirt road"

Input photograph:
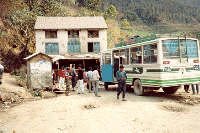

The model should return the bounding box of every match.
[1,86,200,133]
[1,74,200,132]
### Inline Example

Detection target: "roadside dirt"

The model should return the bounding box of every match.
[0,73,34,109]
[0,74,200,132]
[0,73,56,109]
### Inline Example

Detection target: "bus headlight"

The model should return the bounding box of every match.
[193,65,199,70]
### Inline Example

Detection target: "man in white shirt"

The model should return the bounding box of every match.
[92,66,101,97]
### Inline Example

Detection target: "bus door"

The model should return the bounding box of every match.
[113,50,120,77]
[101,52,113,82]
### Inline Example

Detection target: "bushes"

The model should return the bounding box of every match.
[11,65,27,87]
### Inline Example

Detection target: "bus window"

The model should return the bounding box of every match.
[130,46,142,64]
[162,40,179,59]
[143,44,157,64]
[180,40,198,58]
[120,49,129,65]
[102,53,111,65]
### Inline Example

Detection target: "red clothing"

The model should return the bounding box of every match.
[58,70,65,78]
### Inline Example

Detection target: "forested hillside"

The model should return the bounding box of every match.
[0,0,200,72]
[101,0,200,24]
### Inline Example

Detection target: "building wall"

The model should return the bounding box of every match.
[36,30,68,55]
[80,29,107,54]
[35,29,107,55]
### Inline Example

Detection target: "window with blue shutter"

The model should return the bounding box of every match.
[45,43,52,54]
[74,43,81,53]
[68,42,81,53]
[93,42,100,52]
[88,42,100,52]
[45,43,59,54]
[68,43,73,53]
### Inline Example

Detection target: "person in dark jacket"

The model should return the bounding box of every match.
[116,65,127,101]
[77,64,84,94]
[70,64,77,91]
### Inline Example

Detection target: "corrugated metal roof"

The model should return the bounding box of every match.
[50,54,100,62]
[34,16,107,30]
[24,52,53,60]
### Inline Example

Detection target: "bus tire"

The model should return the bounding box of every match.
[104,82,108,90]
[163,87,178,94]
[134,79,144,96]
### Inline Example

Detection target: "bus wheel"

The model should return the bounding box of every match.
[134,79,144,96]
[104,82,108,90]
[163,87,178,94]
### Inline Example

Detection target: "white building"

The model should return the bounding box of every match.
[34,16,107,70]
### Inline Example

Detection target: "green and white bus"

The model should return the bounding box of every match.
[101,34,200,95]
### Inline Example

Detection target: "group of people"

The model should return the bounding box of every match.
[52,63,128,100]
[52,64,77,96]
[53,64,102,97]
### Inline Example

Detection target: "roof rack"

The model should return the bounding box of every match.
[115,34,187,48]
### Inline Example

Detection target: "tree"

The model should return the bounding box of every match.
[124,11,138,21]
[121,19,132,30]
[6,8,36,55]
[24,0,37,11]
[84,0,101,11]
[106,5,118,19]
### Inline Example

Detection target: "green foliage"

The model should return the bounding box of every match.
[10,65,27,79]
[106,5,118,19]
[11,65,27,87]
[192,32,200,40]
[125,11,138,21]
[6,8,36,55]
[84,0,101,11]
[121,19,132,30]
[31,89,42,97]
[101,0,200,24]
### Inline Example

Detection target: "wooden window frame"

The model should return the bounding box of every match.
[45,30,57,39]
[88,30,99,38]
[87,42,100,53]
[68,30,80,38]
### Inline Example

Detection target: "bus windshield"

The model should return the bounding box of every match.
[162,39,198,59]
